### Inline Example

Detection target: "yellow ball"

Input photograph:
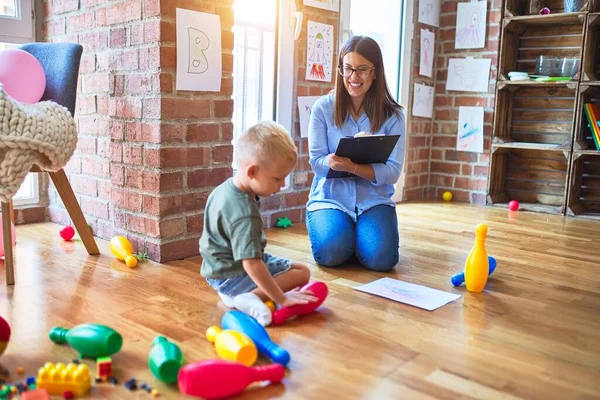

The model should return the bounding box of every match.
[442,191,453,201]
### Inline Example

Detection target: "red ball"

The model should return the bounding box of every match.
[59,225,75,241]
[508,200,520,211]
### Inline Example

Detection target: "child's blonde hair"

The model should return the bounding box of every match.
[234,121,298,167]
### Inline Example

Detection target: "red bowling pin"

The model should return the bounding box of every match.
[272,281,328,325]
[178,359,284,399]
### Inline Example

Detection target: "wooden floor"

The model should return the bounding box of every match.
[0,202,599,399]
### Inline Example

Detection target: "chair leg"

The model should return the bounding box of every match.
[2,202,15,285]
[8,200,14,224]
[49,169,99,255]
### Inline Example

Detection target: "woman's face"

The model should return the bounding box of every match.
[341,52,375,100]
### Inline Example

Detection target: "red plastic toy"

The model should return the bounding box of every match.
[178,360,284,399]
[272,281,328,325]
[59,226,75,241]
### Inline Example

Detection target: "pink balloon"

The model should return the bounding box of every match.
[0,48,46,104]
[0,214,16,258]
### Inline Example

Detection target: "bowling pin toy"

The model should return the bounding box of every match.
[206,326,258,366]
[451,256,496,286]
[178,359,284,399]
[464,223,489,293]
[272,281,328,326]
[222,311,290,366]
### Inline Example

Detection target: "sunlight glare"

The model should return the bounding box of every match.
[233,0,276,26]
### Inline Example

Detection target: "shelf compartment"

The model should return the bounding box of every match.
[566,151,600,219]
[498,13,586,80]
[493,84,578,147]
[504,0,597,17]
[582,13,600,81]
[487,147,570,214]
[573,84,600,150]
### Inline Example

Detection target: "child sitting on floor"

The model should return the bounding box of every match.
[200,121,317,326]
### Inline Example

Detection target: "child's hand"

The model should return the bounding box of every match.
[280,287,319,308]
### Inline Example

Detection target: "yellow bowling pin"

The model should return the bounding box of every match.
[464,223,489,293]
[206,326,257,366]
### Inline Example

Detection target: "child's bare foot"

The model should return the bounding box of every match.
[233,293,272,326]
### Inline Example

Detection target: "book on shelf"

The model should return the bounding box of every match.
[583,103,600,150]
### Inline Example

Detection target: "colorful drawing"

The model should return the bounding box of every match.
[412,83,434,119]
[446,58,491,92]
[457,106,484,153]
[419,29,435,78]
[306,21,333,82]
[176,9,222,92]
[188,28,210,73]
[455,1,487,49]
[418,0,440,27]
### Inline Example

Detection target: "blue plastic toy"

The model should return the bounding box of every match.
[451,256,496,286]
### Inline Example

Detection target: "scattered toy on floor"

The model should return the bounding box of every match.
[275,216,292,228]
[148,336,184,384]
[178,360,285,400]
[452,256,497,286]
[272,281,329,325]
[96,357,112,380]
[59,226,75,241]
[49,323,123,358]
[36,362,91,396]
[0,316,11,356]
[206,326,257,366]
[508,200,520,211]
[222,311,290,366]
[464,223,489,293]
[109,236,138,268]
[442,191,453,201]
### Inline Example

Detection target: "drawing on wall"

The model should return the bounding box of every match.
[455,1,487,49]
[306,21,334,82]
[187,28,210,73]
[298,96,321,138]
[412,82,434,119]
[419,29,435,78]
[418,0,440,27]
[446,58,491,92]
[457,106,484,153]
[303,0,339,12]
[176,8,222,92]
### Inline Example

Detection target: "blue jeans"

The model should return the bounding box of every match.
[306,205,399,272]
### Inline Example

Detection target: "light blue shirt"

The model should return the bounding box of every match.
[306,93,406,221]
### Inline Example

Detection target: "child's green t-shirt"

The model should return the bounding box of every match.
[200,178,267,280]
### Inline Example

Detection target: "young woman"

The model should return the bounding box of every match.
[306,35,406,272]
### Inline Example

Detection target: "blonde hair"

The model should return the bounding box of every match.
[234,121,298,167]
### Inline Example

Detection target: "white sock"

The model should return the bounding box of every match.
[233,293,272,326]
[218,292,236,308]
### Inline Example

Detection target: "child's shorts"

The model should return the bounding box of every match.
[205,253,292,297]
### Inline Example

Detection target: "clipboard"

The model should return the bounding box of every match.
[326,135,401,179]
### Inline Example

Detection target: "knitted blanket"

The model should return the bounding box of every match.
[0,84,77,202]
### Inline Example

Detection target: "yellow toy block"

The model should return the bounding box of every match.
[36,362,91,396]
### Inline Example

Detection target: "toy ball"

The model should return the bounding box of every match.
[0,49,46,104]
[442,191,453,201]
[508,200,520,211]
[59,225,75,241]
[0,316,10,356]
[0,214,16,258]
[539,7,550,14]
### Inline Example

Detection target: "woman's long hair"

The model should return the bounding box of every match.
[334,36,402,132]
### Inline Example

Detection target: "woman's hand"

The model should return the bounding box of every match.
[328,154,356,172]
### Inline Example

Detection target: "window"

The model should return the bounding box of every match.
[0,0,34,44]
[339,0,413,201]
[231,0,297,178]
[12,173,39,207]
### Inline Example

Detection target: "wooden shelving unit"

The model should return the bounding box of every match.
[488,2,600,217]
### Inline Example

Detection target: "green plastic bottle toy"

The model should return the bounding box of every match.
[148,336,184,383]
[49,323,123,358]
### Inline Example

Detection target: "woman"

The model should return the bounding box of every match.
[306,35,406,272]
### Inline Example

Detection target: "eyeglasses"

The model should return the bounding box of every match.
[338,65,375,79]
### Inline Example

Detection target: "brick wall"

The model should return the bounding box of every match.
[404,0,502,203]
[40,0,235,262]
